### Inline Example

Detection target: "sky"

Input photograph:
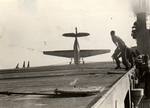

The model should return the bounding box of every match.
[0,0,138,68]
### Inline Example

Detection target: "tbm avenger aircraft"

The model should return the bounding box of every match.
[43,27,110,65]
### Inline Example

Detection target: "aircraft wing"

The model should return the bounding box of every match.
[43,49,110,58]
[43,50,74,58]
[80,49,110,57]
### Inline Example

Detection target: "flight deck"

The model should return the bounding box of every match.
[0,62,128,108]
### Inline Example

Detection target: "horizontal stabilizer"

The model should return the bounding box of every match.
[63,32,89,37]
[80,49,110,57]
[43,50,74,58]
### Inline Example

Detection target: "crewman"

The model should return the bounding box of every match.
[110,30,131,70]
[135,54,150,97]
[16,63,19,69]
[27,61,30,68]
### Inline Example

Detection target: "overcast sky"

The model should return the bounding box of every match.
[0,0,138,68]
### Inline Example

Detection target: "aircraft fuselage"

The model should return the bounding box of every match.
[74,37,80,64]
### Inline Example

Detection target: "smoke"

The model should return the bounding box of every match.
[130,0,150,14]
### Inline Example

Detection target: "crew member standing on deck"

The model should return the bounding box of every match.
[110,30,131,70]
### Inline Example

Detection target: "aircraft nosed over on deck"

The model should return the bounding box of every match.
[43,27,110,64]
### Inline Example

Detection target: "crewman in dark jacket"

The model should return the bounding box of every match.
[110,30,131,70]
